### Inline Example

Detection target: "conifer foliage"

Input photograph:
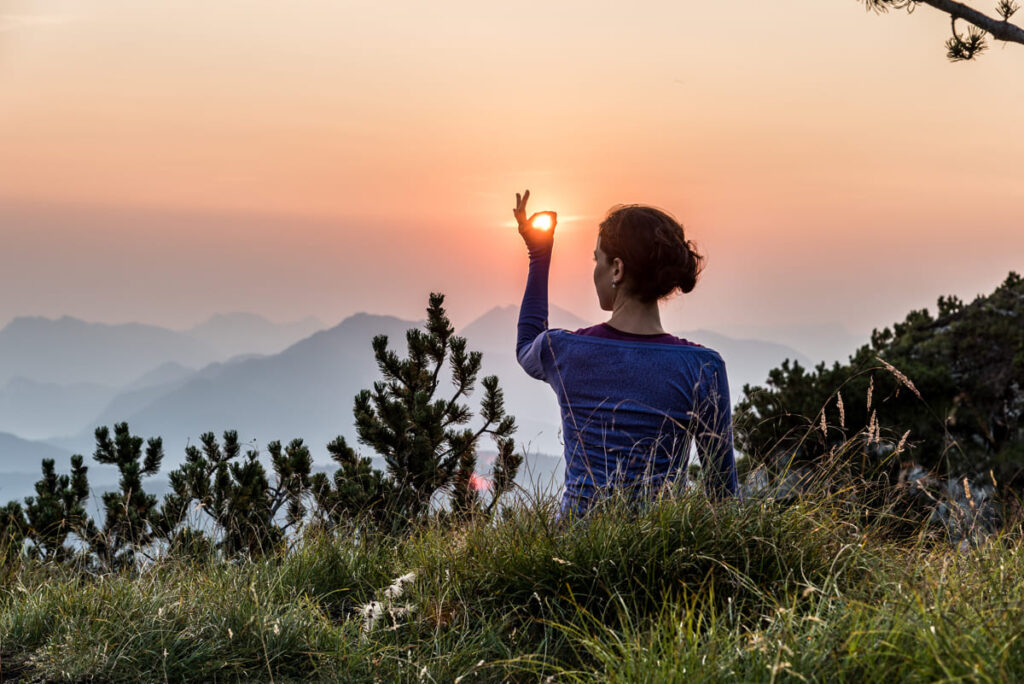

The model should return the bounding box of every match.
[158,431,314,556]
[736,272,1024,495]
[859,0,1023,60]
[0,292,522,564]
[313,293,521,530]
[90,423,165,567]
[22,456,92,561]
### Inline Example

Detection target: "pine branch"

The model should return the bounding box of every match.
[861,0,1024,59]
[438,417,496,469]
[918,0,1024,45]
[439,388,471,429]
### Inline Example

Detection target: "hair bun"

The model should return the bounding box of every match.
[676,240,699,294]
[598,205,704,302]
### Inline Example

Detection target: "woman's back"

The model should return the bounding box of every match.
[518,317,737,516]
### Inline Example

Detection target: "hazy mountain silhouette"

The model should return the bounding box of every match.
[0,316,221,386]
[0,431,75,473]
[672,329,812,394]
[0,431,152,510]
[61,313,420,465]
[81,354,273,443]
[185,313,324,358]
[0,378,119,441]
[0,363,202,443]
[460,304,590,350]
[722,321,862,367]
[0,315,323,442]
[7,306,810,496]
[41,306,809,467]
[124,361,196,392]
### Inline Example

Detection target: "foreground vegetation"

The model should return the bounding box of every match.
[2,481,1023,682]
[3,279,1023,681]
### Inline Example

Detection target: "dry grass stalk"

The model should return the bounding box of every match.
[876,356,923,400]
[893,429,911,457]
[963,477,975,510]
[837,391,845,428]
[867,377,874,413]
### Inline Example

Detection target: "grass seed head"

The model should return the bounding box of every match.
[877,356,922,400]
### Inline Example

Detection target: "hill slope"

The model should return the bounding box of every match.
[81,313,418,466]
[184,312,324,357]
[0,316,220,387]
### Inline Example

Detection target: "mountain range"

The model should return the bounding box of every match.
[0,306,810,504]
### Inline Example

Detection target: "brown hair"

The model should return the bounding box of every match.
[598,204,704,302]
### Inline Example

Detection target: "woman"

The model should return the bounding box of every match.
[513,190,739,522]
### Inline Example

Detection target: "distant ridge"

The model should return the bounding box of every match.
[0,431,74,472]
[124,362,196,392]
[0,316,220,387]
[674,329,811,390]
[0,377,118,441]
[185,312,324,358]
[67,312,421,466]
[460,304,591,351]
[0,307,811,487]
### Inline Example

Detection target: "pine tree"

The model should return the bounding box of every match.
[736,271,1024,497]
[310,436,390,530]
[158,431,313,557]
[315,293,520,531]
[20,455,93,562]
[90,423,164,568]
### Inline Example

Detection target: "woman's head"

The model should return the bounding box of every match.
[593,204,704,310]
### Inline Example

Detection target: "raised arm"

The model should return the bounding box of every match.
[694,357,740,500]
[513,190,558,380]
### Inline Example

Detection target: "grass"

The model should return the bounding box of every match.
[1,486,1023,682]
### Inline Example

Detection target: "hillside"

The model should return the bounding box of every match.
[67,313,419,466]
[0,378,118,440]
[32,306,812,479]
[0,431,74,472]
[0,316,220,387]
[184,312,324,357]
[2,490,1021,681]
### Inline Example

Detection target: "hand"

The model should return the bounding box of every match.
[514,189,557,254]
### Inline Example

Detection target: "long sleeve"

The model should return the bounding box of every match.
[516,246,553,381]
[695,358,739,500]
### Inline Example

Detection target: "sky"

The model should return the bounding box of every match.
[1,0,1022,357]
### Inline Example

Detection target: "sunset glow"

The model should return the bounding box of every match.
[531,214,555,231]
[0,0,1021,351]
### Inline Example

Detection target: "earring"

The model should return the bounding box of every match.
[611,282,617,289]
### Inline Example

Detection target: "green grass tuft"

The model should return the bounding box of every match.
[2,488,1022,682]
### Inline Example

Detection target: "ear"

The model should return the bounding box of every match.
[611,257,624,284]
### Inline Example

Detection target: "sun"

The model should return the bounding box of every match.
[531,213,554,231]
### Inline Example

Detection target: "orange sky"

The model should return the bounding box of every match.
[1,0,1022,354]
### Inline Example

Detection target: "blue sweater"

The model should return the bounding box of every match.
[516,247,739,519]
